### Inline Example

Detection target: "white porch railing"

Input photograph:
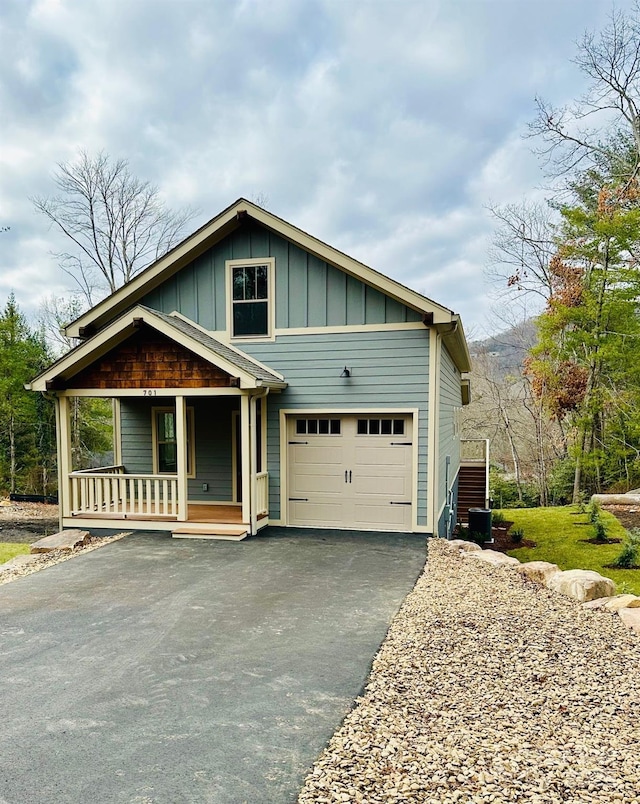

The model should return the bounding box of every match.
[69,468,179,518]
[256,471,268,516]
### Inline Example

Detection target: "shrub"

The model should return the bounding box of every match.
[491,510,506,526]
[592,516,607,542]
[469,530,486,546]
[587,498,601,524]
[612,529,640,569]
[510,527,524,544]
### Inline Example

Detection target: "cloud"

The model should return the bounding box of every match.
[0,0,635,334]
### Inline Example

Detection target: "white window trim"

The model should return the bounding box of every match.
[152,406,196,478]
[226,257,276,342]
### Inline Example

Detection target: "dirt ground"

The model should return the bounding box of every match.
[0,501,60,543]
[601,504,640,531]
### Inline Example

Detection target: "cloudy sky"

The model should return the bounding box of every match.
[0,0,632,337]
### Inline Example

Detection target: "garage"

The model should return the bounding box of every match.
[287,414,414,531]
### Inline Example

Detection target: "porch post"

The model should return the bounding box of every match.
[112,398,122,466]
[56,395,72,524]
[175,395,188,521]
[240,394,251,524]
[249,394,258,536]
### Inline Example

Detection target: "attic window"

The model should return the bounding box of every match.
[227,258,274,338]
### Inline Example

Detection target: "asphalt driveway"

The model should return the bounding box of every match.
[0,528,426,804]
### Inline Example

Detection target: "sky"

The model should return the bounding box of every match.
[0,0,632,339]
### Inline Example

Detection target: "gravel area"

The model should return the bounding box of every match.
[298,540,640,804]
[0,501,59,542]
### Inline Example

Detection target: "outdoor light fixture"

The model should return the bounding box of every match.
[340,366,351,378]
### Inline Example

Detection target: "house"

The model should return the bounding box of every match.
[29,199,474,540]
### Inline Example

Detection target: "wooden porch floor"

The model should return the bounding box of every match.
[187,504,244,524]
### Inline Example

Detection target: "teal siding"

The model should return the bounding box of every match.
[141,221,422,330]
[437,344,462,536]
[119,398,238,501]
[243,329,430,526]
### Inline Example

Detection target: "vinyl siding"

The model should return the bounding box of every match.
[437,343,463,536]
[141,221,423,330]
[243,329,430,525]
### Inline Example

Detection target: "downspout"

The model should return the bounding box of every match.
[250,387,270,536]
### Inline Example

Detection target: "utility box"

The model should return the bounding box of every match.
[468,508,492,542]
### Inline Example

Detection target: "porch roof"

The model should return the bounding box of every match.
[28,305,287,392]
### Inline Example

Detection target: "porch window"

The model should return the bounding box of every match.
[152,407,195,477]
[227,258,274,338]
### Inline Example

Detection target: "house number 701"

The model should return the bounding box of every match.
[142,389,157,396]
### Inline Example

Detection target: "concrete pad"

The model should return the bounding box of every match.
[0,527,426,803]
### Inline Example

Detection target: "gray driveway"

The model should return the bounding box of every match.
[0,528,426,804]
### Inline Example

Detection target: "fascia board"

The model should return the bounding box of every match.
[66,198,456,337]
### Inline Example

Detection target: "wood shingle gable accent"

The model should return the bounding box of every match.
[64,327,235,390]
[28,305,287,392]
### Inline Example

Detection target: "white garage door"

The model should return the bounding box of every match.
[287,414,413,531]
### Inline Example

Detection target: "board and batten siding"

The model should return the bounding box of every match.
[119,397,238,502]
[437,343,463,536]
[141,222,423,331]
[242,329,430,526]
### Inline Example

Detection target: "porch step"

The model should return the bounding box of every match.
[172,525,248,541]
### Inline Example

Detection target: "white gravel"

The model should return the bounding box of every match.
[298,540,640,804]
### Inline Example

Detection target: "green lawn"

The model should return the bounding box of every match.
[0,543,30,565]
[501,506,640,595]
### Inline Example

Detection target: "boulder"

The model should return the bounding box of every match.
[547,569,615,603]
[517,561,560,585]
[600,594,640,611]
[582,597,613,610]
[30,529,90,554]
[618,607,640,634]
[447,539,482,553]
[462,549,520,567]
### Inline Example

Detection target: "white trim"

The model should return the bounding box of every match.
[151,406,196,479]
[427,328,439,535]
[274,321,427,336]
[112,398,122,466]
[279,407,419,530]
[226,257,276,342]
[240,395,251,524]
[56,396,72,521]
[57,387,244,398]
[175,397,188,521]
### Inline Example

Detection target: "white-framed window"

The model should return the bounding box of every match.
[152,407,196,477]
[226,257,275,339]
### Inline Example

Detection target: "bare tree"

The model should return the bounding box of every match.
[486,201,558,302]
[33,151,196,304]
[529,5,640,182]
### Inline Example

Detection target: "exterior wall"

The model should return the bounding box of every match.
[242,329,430,526]
[437,343,463,536]
[141,222,423,330]
[120,397,238,502]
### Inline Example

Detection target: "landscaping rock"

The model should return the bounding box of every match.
[30,529,91,554]
[619,607,640,634]
[516,560,560,585]
[547,569,615,602]
[447,539,482,552]
[582,596,613,610]
[602,594,640,611]
[462,549,520,566]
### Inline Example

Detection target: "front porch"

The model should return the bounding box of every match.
[66,464,268,538]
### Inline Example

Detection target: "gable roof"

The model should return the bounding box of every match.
[29,305,287,392]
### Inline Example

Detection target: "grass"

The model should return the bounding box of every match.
[501,506,640,595]
[0,543,30,565]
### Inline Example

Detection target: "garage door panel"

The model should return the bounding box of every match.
[290,445,344,464]
[292,473,345,494]
[352,502,412,530]
[354,446,410,467]
[352,474,409,497]
[289,500,345,526]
